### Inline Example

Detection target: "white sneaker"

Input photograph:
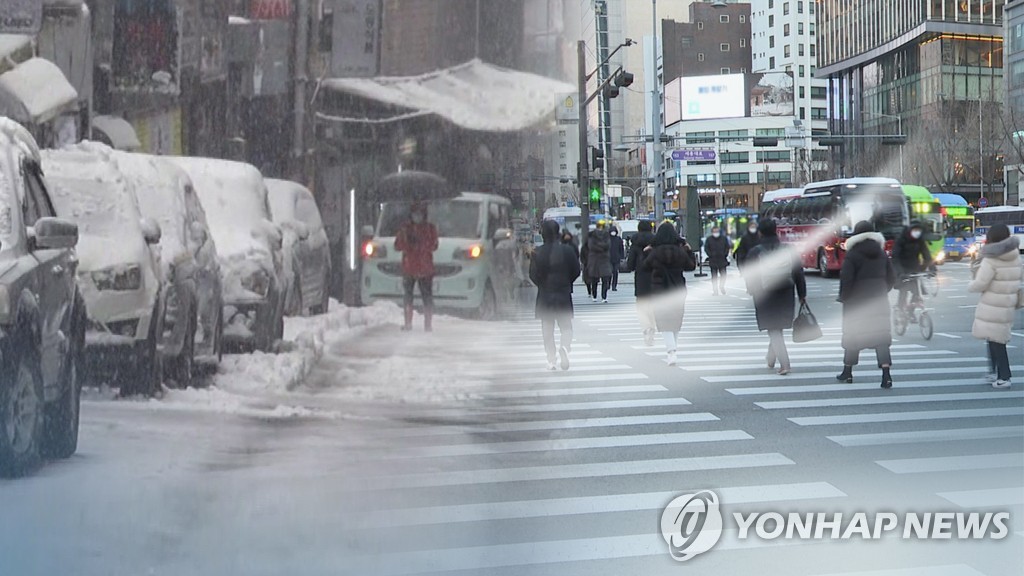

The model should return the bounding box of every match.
[592,297,598,302]
[601,299,608,304]
[546,361,557,371]
[992,379,1011,389]
[559,346,570,371]
[666,350,677,366]
[984,373,997,384]
[643,329,655,347]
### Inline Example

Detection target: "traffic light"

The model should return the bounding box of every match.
[589,184,602,211]
[591,146,605,170]
[752,137,778,147]
[817,135,846,146]
[604,84,620,99]
[615,71,635,88]
[881,135,907,145]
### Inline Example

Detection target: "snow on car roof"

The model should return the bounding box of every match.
[110,151,188,254]
[265,178,304,222]
[41,146,143,234]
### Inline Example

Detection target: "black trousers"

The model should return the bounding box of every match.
[587,276,610,299]
[611,263,620,289]
[403,276,434,308]
[843,345,893,368]
[988,341,1011,380]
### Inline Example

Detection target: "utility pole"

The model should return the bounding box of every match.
[292,0,309,178]
[577,41,591,250]
[651,0,663,221]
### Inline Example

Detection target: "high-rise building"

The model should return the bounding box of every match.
[751,0,829,186]
[817,0,1008,202]
[1005,0,1023,205]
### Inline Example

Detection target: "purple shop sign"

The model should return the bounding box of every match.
[671,149,716,161]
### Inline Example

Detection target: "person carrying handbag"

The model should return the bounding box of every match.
[968,224,1022,389]
[835,221,897,388]
[639,221,696,365]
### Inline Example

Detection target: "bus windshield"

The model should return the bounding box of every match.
[377,199,483,239]
[840,186,909,239]
[946,218,974,238]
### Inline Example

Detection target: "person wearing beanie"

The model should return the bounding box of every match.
[836,221,897,388]
[745,218,807,375]
[968,223,1022,389]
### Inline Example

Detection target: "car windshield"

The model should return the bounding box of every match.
[46,176,138,236]
[377,199,482,239]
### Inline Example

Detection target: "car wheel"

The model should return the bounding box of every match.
[123,308,163,397]
[172,314,196,389]
[0,334,45,477]
[42,298,85,459]
[477,283,498,321]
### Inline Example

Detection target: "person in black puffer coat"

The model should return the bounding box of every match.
[892,221,933,314]
[640,221,697,365]
[584,221,614,302]
[745,219,807,375]
[623,220,657,345]
[836,220,897,388]
[530,220,582,371]
[609,226,625,291]
[704,225,732,295]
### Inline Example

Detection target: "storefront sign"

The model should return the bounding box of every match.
[250,0,293,20]
[331,0,380,77]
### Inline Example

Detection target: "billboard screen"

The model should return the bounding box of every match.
[677,74,745,121]
[750,71,794,117]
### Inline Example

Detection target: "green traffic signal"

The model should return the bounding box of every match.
[589,188,601,202]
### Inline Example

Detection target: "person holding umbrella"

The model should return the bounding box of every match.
[394,202,439,332]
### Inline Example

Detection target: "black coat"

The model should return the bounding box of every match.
[838,231,896,350]
[640,224,696,333]
[733,231,760,268]
[624,230,656,297]
[609,234,625,266]
[892,229,931,275]
[530,240,581,318]
[704,234,731,268]
[746,236,807,331]
[584,229,613,278]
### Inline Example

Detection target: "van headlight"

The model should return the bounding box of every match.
[92,265,142,291]
[934,250,946,263]
[241,270,271,298]
[453,245,483,260]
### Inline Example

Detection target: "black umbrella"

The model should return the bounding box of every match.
[373,171,456,203]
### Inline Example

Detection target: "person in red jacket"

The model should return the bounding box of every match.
[394,202,439,331]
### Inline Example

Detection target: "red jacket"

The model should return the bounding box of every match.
[394,220,439,278]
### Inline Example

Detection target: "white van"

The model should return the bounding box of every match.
[361,192,518,319]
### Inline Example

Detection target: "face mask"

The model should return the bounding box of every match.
[749,227,758,234]
[910,230,922,239]
[611,231,617,236]
[712,232,721,238]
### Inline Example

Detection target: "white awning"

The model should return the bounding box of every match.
[92,115,141,151]
[320,59,575,132]
[0,35,33,64]
[0,57,78,125]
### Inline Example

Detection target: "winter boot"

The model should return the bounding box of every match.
[836,366,853,383]
[880,366,893,389]
[402,305,414,331]
[424,308,433,332]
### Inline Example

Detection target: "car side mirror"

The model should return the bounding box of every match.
[493,227,512,242]
[32,217,78,250]
[140,218,162,245]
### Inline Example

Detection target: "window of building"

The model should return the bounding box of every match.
[697,21,704,30]
[757,150,791,163]
[798,1,804,13]
[769,36,775,48]
[799,107,806,119]
[698,53,705,61]
[740,14,745,23]
[811,149,828,162]
[809,1,814,14]
[810,65,816,76]
[798,65,805,77]
[798,22,804,35]
[558,130,566,137]
[559,141,566,148]
[757,171,792,184]
[740,38,746,48]
[810,23,815,36]
[783,2,790,15]
[784,23,790,36]
[810,86,827,99]
[798,44,805,56]
[721,43,730,51]
[686,131,715,144]
[721,67,731,74]
[769,56,775,68]
[799,86,805,98]
[810,44,816,57]
[722,173,749,185]
[559,164,567,170]
[756,128,786,137]
[811,107,826,120]
[784,45,791,57]
[769,15,774,27]
[740,67,746,73]
[721,152,748,164]
[768,0,774,7]
[720,129,748,142]
[720,14,729,23]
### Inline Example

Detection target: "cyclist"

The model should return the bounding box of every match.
[892,221,933,320]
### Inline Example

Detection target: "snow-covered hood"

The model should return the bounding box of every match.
[75,233,153,277]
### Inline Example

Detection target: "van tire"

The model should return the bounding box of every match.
[43,296,85,459]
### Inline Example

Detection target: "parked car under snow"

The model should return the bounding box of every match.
[164,157,286,352]
[112,151,224,387]
[266,178,332,316]
[41,144,166,397]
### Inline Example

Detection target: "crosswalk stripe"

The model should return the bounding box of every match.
[827,425,1024,446]
[350,452,794,490]
[466,364,636,377]
[756,391,1024,409]
[705,366,1024,384]
[731,379,1015,396]
[789,407,1024,426]
[489,356,619,366]
[810,565,989,576]
[683,357,972,372]
[478,384,666,398]
[876,453,1024,474]
[375,429,752,460]
[499,373,650,385]
[362,481,844,528]
[658,349,938,359]
[366,413,722,439]
[937,487,1024,508]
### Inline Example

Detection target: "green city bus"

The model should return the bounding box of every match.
[902,185,946,264]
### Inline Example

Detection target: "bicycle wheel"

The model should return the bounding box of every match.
[921,275,939,298]
[893,306,908,336]
[919,311,934,340]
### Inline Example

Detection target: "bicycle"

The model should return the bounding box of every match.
[892,272,936,340]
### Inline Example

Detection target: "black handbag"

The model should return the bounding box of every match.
[792,301,823,343]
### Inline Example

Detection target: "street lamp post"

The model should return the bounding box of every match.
[651,0,663,222]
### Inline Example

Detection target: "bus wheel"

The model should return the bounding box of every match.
[817,250,832,278]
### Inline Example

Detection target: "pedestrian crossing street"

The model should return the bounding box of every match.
[341,276,1024,575]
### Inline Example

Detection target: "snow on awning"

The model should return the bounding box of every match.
[320,59,575,132]
[0,57,78,125]
[0,35,33,64]
[92,115,141,151]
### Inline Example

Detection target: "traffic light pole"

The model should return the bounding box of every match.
[577,41,591,250]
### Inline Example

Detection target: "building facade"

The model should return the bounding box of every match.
[1006,0,1023,205]
[817,0,1008,203]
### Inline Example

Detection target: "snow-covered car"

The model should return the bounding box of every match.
[165,157,285,351]
[41,144,166,397]
[0,118,86,476]
[112,151,224,386]
[266,178,331,316]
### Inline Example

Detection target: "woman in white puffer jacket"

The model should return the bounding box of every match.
[968,224,1023,389]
